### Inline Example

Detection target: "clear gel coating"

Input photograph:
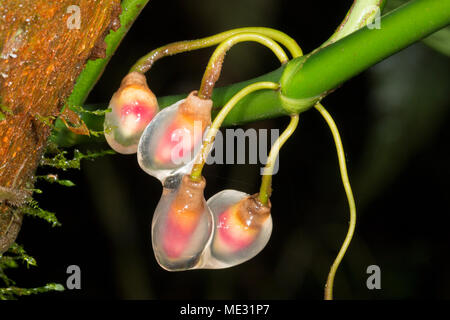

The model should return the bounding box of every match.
[104,73,158,154]
[151,175,213,271]
[137,98,209,182]
[203,189,272,269]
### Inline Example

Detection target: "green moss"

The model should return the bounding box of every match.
[34,113,56,127]
[0,243,62,300]
[41,149,115,170]
[0,96,13,121]
[36,174,75,187]
[69,104,111,116]
[6,243,37,268]
[22,200,61,227]
[0,283,64,300]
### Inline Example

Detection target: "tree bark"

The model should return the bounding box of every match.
[0,0,121,253]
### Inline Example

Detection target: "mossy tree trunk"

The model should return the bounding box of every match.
[0,0,121,253]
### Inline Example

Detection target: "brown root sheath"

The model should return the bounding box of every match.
[237,194,271,230]
[120,71,148,88]
[179,91,212,129]
[172,175,207,215]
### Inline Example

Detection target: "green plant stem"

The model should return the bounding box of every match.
[258,114,299,206]
[314,103,356,301]
[67,0,150,108]
[189,81,280,182]
[280,0,450,107]
[198,33,288,99]
[166,0,450,119]
[130,27,302,73]
[321,0,386,47]
[55,0,450,147]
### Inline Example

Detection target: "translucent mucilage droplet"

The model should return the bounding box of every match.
[203,190,272,269]
[138,91,212,182]
[104,72,159,154]
[152,175,213,271]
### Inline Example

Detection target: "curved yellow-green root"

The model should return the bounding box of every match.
[315,102,356,300]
